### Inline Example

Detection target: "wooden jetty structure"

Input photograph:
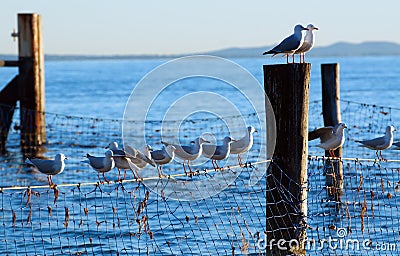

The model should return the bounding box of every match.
[0,13,46,155]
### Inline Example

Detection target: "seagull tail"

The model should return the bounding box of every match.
[25,158,34,165]
[263,50,277,55]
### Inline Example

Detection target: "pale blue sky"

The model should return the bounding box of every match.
[1,0,399,55]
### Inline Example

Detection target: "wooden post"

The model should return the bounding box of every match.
[0,76,19,154]
[17,13,46,154]
[263,63,310,255]
[321,63,343,200]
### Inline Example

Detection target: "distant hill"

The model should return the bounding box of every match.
[205,41,400,58]
[1,41,400,60]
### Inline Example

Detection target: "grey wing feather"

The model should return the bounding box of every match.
[150,151,166,161]
[112,149,126,156]
[266,35,300,54]
[308,127,334,142]
[87,156,105,169]
[27,159,57,174]
[357,136,386,148]
[137,151,156,167]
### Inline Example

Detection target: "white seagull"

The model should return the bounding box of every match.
[293,24,319,63]
[202,136,236,170]
[230,126,257,166]
[125,144,156,169]
[85,149,115,183]
[25,153,67,186]
[150,145,176,178]
[106,141,138,181]
[263,24,308,63]
[162,137,210,175]
[308,123,347,157]
[355,125,396,160]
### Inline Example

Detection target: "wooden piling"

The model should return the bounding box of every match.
[263,63,310,254]
[321,63,343,200]
[17,13,46,153]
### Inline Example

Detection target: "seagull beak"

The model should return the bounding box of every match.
[105,145,109,149]
[65,156,68,160]
[314,27,319,30]
[344,125,347,129]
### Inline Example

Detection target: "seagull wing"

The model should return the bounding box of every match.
[308,127,334,142]
[356,136,387,149]
[26,158,59,175]
[264,34,301,54]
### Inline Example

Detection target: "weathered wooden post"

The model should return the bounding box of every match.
[321,63,343,200]
[17,13,46,154]
[264,63,310,255]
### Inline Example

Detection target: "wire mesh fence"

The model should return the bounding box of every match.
[0,99,400,255]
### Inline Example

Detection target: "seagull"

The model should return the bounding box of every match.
[230,126,257,166]
[263,24,308,63]
[106,141,138,181]
[308,123,347,157]
[202,136,236,170]
[355,125,396,160]
[25,153,67,186]
[125,144,156,168]
[85,149,115,183]
[162,137,210,175]
[293,24,319,63]
[150,145,176,178]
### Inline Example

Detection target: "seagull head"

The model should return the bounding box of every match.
[294,24,309,32]
[307,24,319,31]
[105,141,119,150]
[55,153,67,161]
[248,126,258,134]
[224,136,237,144]
[105,149,114,159]
[387,125,396,134]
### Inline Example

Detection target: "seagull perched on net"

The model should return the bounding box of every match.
[106,141,155,180]
[263,24,308,63]
[162,137,210,175]
[84,149,115,183]
[293,24,319,63]
[106,141,138,181]
[355,125,396,160]
[150,145,176,178]
[308,123,347,157]
[230,126,257,166]
[125,144,156,168]
[202,136,236,170]
[25,153,67,186]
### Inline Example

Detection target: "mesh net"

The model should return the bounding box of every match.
[0,99,400,255]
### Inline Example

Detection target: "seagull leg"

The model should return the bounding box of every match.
[238,154,243,167]
[103,173,110,184]
[187,161,194,176]
[292,54,295,63]
[97,173,103,184]
[183,163,187,175]
[158,166,164,178]
[375,150,379,159]
[286,55,289,64]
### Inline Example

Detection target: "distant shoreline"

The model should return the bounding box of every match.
[1,41,400,60]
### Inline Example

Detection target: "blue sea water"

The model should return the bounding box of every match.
[1,55,399,119]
